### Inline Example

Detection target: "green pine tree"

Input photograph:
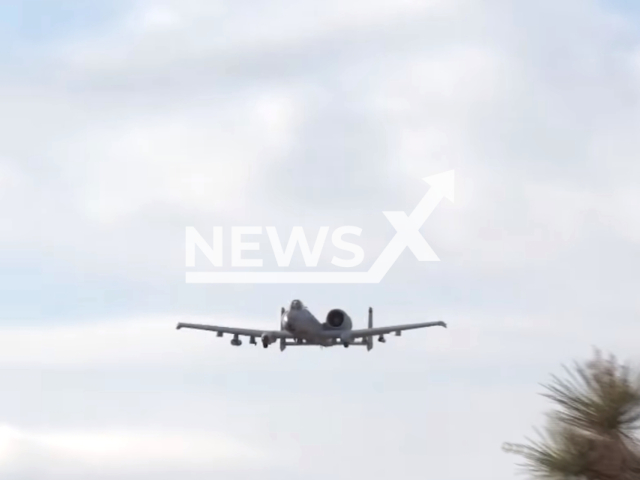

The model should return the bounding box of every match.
[506,349,640,480]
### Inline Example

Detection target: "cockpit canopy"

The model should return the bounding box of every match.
[290,299,304,310]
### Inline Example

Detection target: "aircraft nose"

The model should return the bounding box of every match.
[282,313,298,332]
[284,318,294,331]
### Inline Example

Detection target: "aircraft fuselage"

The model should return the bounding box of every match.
[281,307,334,345]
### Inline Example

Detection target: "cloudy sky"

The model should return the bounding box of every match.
[1,0,640,478]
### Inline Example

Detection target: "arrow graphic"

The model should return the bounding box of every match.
[185,170,454,284]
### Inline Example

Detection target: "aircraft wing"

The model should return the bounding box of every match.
[176,322,292,339]
[344,321,446,339]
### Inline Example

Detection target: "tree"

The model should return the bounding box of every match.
[505,349,640,480]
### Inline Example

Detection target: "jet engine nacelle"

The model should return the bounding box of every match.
[323,309,353,331]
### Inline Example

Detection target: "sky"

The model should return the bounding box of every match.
[1,0,640,478]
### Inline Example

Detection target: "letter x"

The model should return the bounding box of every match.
[383,211,439,262]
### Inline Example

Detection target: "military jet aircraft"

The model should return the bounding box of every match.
[176,299,446,351]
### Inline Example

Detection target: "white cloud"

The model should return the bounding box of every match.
[60,0,456,75]
[53,91,300,224]
[373,46,504,115]
[0,424,277,475]
[130,5,186,32]
[0,160,39,245]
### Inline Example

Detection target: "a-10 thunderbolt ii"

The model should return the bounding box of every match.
[176,299,447,351]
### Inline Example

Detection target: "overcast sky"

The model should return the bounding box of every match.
[1,0,640,478]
